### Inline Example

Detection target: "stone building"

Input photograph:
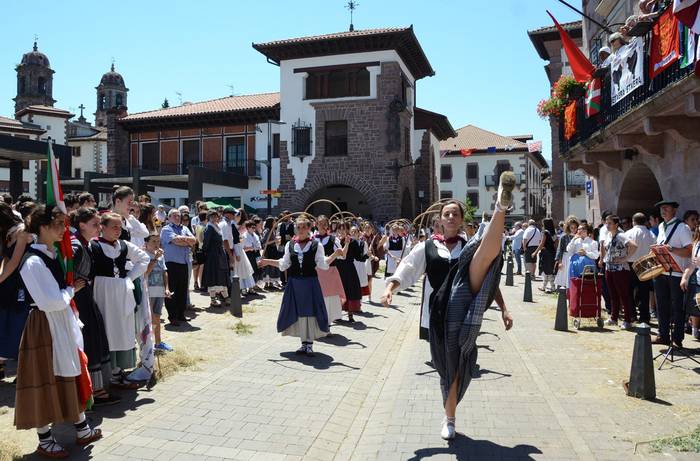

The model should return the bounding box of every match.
[13,41,56,114]
[252,27,454,221]
[95,63,128,128]
[557,1,700,222]
[528,21,590,222]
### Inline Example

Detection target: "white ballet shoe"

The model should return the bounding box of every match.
[441,417,456,440]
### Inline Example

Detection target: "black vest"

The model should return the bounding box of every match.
[318,234,336,256]
[388,236,404,251]
[21,247,67,306]
[90,240,128,278]
[425,239,463,290]
[120,218,131,242]
[288,241,319,278]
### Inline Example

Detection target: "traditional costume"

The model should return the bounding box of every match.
[202,221,230,302]
[71,235,111,396]
[315,233,346,324]
[354,237,370,296]
[337,237,366,313]
[554,232,575,289]
[233,228,256,291]
[262,228,282,287]
[386,234,466,340]
[276,238,329,353]
[0,228,30,361]
[384,235,406,277]
[90,238,148,374]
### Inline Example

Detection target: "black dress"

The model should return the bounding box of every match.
[71,237,111,383]
[201,225,230,291]
[337,238,366,312]
[261,228,282,280]
[538,230,557,275]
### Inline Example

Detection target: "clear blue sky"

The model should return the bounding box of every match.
[0,0,580,163]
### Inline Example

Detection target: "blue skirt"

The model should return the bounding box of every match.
[277,276,329,333]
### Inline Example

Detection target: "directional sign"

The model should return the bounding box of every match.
[585,180,593,197]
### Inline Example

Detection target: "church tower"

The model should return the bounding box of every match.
[13,40,56,114]
[95,63,128,127]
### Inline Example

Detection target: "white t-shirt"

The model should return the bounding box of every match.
[656,218,693,276]
[625,225,656,262]
[522,226,541,248]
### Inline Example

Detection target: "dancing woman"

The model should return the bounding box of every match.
[259,216,342,355]
[336,222,365,321]
[390,172,515,440]
[314,216,348,325]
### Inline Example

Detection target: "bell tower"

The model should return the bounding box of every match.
[95,62,128,127]
[13,40,56,114]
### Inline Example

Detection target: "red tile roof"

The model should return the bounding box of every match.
[253,26,435,80]
[120,92,280,122]
[440,125,529,152]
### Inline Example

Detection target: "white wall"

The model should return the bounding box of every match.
[66,139,107,177]
[18,113,67,144]
[278,50,416,190]
[252,122,281,211]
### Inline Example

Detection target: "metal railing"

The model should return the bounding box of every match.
[559,12,695,155]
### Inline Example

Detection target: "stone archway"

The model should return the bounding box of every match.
[617,163,663,218]
[306,184,373,218]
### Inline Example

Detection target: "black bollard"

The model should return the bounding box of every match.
[554,288,568,331]
[229,276,243,318]
[626,324,655,400]
[505,255,514,287]
[523,272,533,302]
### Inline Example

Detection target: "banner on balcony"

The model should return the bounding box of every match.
[680,24,697,68]
[564,101,577,140]
[650,8,681,79]
[610,37,644,105]
[585,78,601,117]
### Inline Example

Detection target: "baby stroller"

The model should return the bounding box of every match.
[568,258,604,329]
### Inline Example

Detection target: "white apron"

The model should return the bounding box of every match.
[94,275,137,351]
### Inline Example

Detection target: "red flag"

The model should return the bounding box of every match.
[650,8,681,79]
[547,11,595,82]
[460,148,475,157]
[585,78,601,117]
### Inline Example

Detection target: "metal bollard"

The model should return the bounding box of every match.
[626,323,656,400]
[523,272,533,302]
[554,288,568,331]
[229,276,243,318]
[505,254,514,287]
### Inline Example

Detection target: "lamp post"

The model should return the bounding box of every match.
[266,119,286,216]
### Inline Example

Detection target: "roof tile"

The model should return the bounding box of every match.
[439,125,529,152]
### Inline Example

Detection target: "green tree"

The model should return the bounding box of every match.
[463,197,478,223]
[161,98,170,108]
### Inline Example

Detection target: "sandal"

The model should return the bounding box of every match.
[36,440,68,459]
[76,427,102,446]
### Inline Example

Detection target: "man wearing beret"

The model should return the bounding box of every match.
[652,200,693,348]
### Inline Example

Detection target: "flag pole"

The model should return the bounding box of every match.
[556,0,612,33]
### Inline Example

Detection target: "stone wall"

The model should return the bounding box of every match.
[277,62,417,221]
[106,107,129,175]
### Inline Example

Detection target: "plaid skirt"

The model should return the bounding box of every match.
[14,309,82,429]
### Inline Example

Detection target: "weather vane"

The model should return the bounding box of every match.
[345,1,359,32]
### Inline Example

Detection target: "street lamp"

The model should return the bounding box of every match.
[266,119,286,216]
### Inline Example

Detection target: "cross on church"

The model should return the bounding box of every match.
[78,104,85,118]
[345,1,358,31]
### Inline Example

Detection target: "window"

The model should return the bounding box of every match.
[38,77,47,95]
[467,191,479,209]
[404,128,410,162]
[325,121,348,156]
[141,142,159,171]
[400,76,412,106]
[466,163,478,187]
[71,146,81,157]
[98,94,106,110]
[182,139,200,173]
[46,125,51,130]
[440,164,452,182]
[292,124,312,158]
[18,76,25,95]
[272,133,280,159]
[115,93,123,107]
[305,67,370,99]
[74,168,81,178]
[440,190,453,199]
[225,137,246,174]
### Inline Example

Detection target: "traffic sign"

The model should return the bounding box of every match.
[585,180,593,197]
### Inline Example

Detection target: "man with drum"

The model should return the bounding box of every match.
[625,213,656,324]
[652,200,693,348]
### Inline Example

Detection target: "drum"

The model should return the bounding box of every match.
[632,252,664,282]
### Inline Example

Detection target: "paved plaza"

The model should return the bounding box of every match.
[2,274,700,461]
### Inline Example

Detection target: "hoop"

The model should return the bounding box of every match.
[304,199,343,217]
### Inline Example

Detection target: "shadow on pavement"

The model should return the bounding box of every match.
[271,352,360,371]
[317,333,367,349]
[334,320,384,332]
[354,311,388,319]
[407,433,542,460]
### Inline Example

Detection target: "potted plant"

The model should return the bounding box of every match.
[553,75,586,101]
[536,97,566,119]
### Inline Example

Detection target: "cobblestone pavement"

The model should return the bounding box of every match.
[4,273,700,460]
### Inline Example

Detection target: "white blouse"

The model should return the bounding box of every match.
[386,240,464,291]
[127,215,150,248]
[566,236,600,260]
[20,244,82,377]
[278,240,329,272]
[96,239,150,281]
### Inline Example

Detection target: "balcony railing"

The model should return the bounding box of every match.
[485,173,523,187]
[116,160,263,178]
[559,11,694,155]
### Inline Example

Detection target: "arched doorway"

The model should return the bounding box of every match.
[306,184,373,218]
[617,163,663,218]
